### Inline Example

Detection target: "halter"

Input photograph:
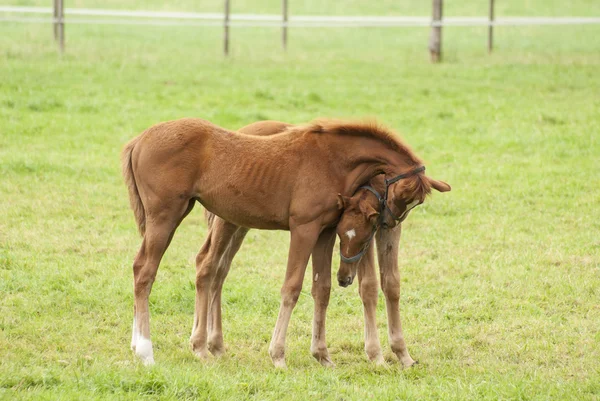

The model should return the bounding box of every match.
[382,165,425,227]
[339,165,425,264]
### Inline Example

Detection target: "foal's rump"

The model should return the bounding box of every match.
[121,118,219,235]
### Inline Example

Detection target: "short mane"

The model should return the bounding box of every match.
[400,174,432,203]
[285,119,423,165]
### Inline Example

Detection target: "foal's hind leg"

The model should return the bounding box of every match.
[190,219,245,359]
[310,227,336,367]
[376,226,416,367]
[207,223,249,356]
[131,199,194,365]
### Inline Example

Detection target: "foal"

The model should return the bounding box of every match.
[335,176,443,365]
[196,121,451,367]
[122,118,446,366]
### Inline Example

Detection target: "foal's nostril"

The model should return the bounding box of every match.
[338,276,354,288]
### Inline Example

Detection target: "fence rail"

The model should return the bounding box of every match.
[2,5,599,59]
[2,6,600,27]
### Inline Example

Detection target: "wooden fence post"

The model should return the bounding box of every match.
[488,0,495,53]
[223,0,230,56]
[57,0,64,53]
[429,0,443,63]
[282,0,288,50]
[53,0,58,40]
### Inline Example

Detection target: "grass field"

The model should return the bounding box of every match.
[1,1,600,400]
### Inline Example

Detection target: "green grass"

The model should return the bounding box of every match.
[1,2,600,399]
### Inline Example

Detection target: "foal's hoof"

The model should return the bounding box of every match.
[208,345,225,358]
[134,352,155,366]
[271,358,287,369]
[371,355,386,366]
[312,348,335,368]
[317,356,335,368]
[269,345,287,369]
[135,337,155,366]
[401,358,418,368]
[193,347,211,360]
[141,356,155,366]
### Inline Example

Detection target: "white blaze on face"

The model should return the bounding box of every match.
[345,229,356,241]
[344,228,356,254]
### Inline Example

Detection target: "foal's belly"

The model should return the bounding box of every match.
[200,199,290,231]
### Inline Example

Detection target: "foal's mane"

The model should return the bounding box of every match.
[289,119,433,202]
[286,119,423,165]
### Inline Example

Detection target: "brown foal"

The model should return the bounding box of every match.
[335,174,449,365]
[122,117,448,367]
[191,121,451,368]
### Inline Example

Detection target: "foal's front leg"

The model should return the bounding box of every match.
[376,226,417,367]
[310,227,336,367]
[269,222,321,368]
[357,245,385,365]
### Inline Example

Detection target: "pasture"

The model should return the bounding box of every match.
[1,1,599,399]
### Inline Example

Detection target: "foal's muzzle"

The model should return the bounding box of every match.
[338,275,354,288]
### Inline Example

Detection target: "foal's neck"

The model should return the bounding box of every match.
[327,137,413,196]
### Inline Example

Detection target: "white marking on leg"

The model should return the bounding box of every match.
[135,336,155,365]
[191,311,197,339]
[314,273,319,282]
[130,316,137,350]
[345,229,356,240]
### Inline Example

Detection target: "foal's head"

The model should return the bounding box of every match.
[335,174,451,287]
[335,189,380,287]
[385,172,451,228]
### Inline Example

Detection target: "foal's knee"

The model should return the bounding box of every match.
[281,284,303,307]
[359,278,379,304]
[311,277,331,302]
[134,270,156,297]
[380,277,400,303]
[133,255,156,296]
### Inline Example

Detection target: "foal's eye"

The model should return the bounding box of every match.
[405,199,420,211]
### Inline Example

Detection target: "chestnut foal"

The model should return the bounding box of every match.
[122,118,446,367]
[197,121,451,367]
[335,174,450,365]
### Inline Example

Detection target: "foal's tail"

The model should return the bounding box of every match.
[121,136,146,236]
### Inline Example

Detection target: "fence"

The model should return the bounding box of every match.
[1,3,600,60]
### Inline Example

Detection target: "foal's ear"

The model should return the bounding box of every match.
[359,201,380,225]
[337,194,352,209]
[427,177,451,192]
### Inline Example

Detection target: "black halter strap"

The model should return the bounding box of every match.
[339,166,426,264]
[339,227,376,264]
[384,165,426,186]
